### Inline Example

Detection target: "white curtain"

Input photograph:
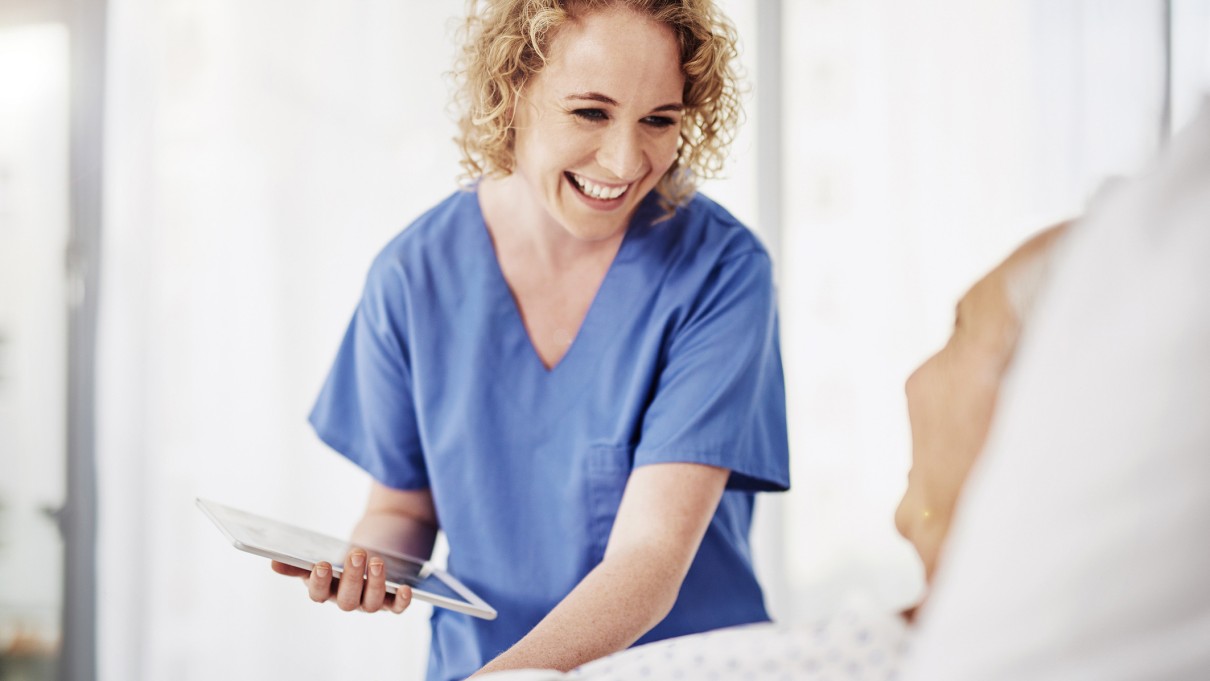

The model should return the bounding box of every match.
[0,23,70,651]
[99,2,464,678]
[96,0,1206,678]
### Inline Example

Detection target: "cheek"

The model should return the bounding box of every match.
[633,126,680,179]
[904,355,972,496]
[908,351,1002,492]
[653,134,680,172]
[515,115,580,174]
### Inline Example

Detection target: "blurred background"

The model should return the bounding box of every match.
[1,0,1208,679]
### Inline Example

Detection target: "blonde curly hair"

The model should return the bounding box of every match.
[451,0,743,211]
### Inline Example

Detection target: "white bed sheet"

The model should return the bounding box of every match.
[480,596,905,681]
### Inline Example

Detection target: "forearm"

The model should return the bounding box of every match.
[350,511,437,560]
[472,548,682,676]
[349,484,440,560]
[472,463,727,677]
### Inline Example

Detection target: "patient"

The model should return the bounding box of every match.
[893,224,1066,585]
[900,101,1210,680]
[480,225,1068,681]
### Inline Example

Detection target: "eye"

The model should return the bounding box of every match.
[572,108,608,122]
[642,115,678,129]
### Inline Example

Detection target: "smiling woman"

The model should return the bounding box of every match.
[453,0,741,211]
[484,7,684,244]
[284,2,788,681]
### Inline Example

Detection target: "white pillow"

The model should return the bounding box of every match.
[899,100,1210,681]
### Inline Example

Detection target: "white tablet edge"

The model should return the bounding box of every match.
[197,497,497,620]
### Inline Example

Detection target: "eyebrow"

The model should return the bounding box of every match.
[566,91,683,113]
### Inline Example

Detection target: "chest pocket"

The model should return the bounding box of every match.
[586,444,634,564]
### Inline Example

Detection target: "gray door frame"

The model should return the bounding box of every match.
[63,0,105,678]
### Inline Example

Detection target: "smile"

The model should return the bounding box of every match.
[566,172,630,201]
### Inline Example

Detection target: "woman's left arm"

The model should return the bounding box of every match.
[472,461,730,677]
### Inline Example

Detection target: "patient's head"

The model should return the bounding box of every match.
[895,225,1066,582]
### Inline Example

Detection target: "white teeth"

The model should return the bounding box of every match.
[571,173,628,200]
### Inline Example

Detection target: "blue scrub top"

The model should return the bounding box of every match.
[310,189,790,681]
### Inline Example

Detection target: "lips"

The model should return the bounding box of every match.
[566,171,630,202]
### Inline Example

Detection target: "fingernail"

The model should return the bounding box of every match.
[369,560,383,576]
[351,552,365,568]
[316,565,330,578]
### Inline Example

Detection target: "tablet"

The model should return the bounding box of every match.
[197,497,497,620]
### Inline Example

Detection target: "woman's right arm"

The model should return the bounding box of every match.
[271,481,439,614]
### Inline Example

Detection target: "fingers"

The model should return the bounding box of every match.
[360,555,412,614]
[334,550,368,611]
[361,557,388,613]
[388,584,413,614]
[298,550,406,614]
[271,561,309,579]
[307,562,335,603]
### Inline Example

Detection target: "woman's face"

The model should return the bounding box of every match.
[509,6,685,241]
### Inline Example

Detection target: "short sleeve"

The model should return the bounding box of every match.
[308,257,428,490]
[634,250,790,492]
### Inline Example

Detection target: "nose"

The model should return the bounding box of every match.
[904,355,933,402]
[597,125,645,180]
[904,366,919,400]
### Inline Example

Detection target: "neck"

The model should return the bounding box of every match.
[480,174,626,271]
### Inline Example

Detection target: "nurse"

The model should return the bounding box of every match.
[273,1,789,680]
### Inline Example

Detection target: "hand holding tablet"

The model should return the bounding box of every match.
[197,498,497,620]
[268,549,414,616]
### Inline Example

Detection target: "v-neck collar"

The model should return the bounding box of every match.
[470,189,660,376]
